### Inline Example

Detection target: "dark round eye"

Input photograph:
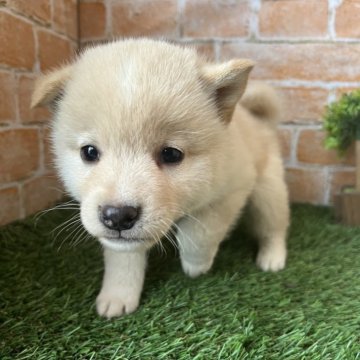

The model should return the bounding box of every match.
[80,145,100,162]
[160,147,184,165]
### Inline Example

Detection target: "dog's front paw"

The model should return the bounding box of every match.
[256,247,286,272]
[96,291,140,319]
[181,258,213,278]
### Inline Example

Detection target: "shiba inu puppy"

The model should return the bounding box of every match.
[32,39,289,318]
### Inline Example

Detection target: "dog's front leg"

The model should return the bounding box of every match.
[96,247,146,318]
[176,195,245,278]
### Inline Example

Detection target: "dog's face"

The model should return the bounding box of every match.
[32,40,253,251]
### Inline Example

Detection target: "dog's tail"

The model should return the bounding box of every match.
[240,82,282,126]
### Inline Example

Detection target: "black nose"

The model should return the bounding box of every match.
[100,206,140,231]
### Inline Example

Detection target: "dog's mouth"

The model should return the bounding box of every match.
[105,236,146,242]
[99,233,153,251]
[93,219,176,250]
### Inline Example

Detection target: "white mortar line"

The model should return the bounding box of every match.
[323,166,331,204]
[286,163,355,170]
[214,40,221,62]
[327,90,337,104]
[181,36,360,44]
[327,163,356,171]
[255,34,332,42]
[269,80,360,90]
[289,127,300,167]
[284,124,323,131]
[18,183,25,219]
[0,64,35,74]
[13,72,20,125]
[328,0,342,40]
[38,126,46,175]
[248,0,261,40]
[105,0,112,39]
[50,0,54,27]
[177,0,186,38]
[33,25,41,73]
[36,24,78,45]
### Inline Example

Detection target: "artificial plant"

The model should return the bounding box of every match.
[323,89,360,192]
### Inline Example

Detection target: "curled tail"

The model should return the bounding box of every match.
[240,82,282,127]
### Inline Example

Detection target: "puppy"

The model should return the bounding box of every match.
[32,39,289,318]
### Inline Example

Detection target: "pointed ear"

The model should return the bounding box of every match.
[201,59,254,123]
[31,65,73,108]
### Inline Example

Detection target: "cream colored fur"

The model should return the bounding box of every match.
[32,39,289,318]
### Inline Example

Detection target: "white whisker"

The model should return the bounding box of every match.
[34,199,80,224]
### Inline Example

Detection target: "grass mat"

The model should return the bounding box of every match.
[0,205,359,359]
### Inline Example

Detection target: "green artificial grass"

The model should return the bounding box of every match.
[0,205,359,359]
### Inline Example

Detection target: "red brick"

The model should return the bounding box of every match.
[52,0,78,39]
[111,0,177,37]
[221,43,360,82]
[17,74,50,123]
[23,175,63,216]
[183,0,250,38]
[79,2,106,39]
[0,186,21,225]
[38,29,74,71]
[0,129,40,184]
[0,71,16,124]
[7,0,51,24]
[259,0,328,37]
[297,129,355,166]
[278,128,292,161]
[0,11,35,70]
[286,168,326,204]
[329,170,356,203]
[279,87,329,123]
[336,0,360,38]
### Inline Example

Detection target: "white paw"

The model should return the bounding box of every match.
[256,247,286,272]
[96,291,139,319]
[181,258,213,278]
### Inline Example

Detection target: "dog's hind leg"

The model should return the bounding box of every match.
[250,156,289,272]
[176,192,248,278]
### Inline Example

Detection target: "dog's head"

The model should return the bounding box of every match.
[32,39,253,251]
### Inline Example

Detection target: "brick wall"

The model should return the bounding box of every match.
[1,0,359,225]
[0,0,77,225]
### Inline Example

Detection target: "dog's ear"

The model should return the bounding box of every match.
[31,65,73,108]
[201,59,254,123]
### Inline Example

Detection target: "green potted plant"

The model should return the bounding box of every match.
[323,89,360,225]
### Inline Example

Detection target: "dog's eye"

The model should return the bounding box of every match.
[160,147,184,165]
[80,145,100,162]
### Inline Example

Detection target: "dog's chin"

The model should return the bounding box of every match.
[99,236,152,252]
